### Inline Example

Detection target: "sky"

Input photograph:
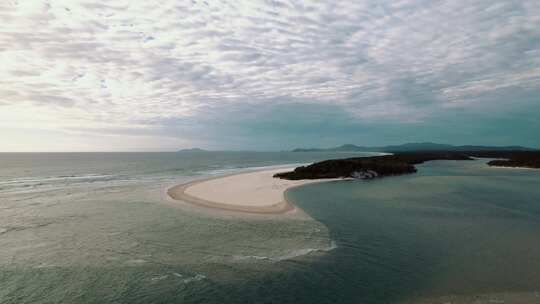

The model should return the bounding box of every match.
[1,0,539,152]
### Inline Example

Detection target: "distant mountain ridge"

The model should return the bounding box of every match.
[292,142,536,153]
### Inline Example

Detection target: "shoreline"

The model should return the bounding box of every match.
[488,165,539,170]
[167,166,342,214]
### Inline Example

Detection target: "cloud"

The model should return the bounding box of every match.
[0,0,539,150]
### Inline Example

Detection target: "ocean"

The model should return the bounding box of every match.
[1,152,539,303]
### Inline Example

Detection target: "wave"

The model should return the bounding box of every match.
[150,272,207,284]
[0,163,306,192]
[0,174,118,186]
[0,174,129,193]
[181,274,207,284]
[232,255,272,261]
[233,241,337,262]
[199,163,308,177]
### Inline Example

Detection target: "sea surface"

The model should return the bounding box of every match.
[1,152,540,303]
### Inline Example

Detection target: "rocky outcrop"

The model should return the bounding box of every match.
[351,170,379,179]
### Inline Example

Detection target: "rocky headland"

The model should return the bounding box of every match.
[274,151,540,180]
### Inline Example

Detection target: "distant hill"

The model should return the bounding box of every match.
[177,148,208,153]
[292,142,536,153]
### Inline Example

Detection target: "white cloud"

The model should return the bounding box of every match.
[1,0,539,150]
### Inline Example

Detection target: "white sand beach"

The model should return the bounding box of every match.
[168,167,339,214]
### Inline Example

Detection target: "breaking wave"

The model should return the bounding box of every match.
[233,241,337,262]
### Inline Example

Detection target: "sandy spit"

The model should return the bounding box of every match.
[167,167,342,214]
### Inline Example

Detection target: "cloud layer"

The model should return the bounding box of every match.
[1,0,539,150]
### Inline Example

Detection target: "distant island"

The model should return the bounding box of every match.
[275,150,540,180]
[292,142,536,153]
[177,148,208,153]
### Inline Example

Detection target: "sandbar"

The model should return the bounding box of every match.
[167,167,339,214]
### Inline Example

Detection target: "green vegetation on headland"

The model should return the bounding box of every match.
[274,151,540,180]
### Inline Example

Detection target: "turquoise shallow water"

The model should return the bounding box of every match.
[1,153,540,303]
